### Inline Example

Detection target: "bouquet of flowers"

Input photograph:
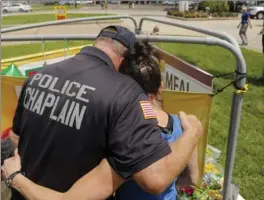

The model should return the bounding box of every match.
[178,145,224,200]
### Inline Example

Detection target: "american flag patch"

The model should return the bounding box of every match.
[140,101,157,119]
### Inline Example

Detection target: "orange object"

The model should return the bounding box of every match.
[55,6,67,21]
[1,76,27,138]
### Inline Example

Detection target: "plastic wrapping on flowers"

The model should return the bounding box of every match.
[178,145,224,200]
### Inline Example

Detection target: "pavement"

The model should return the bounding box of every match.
[1,5,263,52]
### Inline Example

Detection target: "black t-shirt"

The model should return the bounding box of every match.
[11,46,171,199]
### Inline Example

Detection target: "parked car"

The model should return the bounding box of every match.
[1,3,32,13]
[58,1,68,5]
[163,0,176,6]
[69,1,81,5]
[248,3,264,19]
[58,0,83,5]
[80,0,93,4]
[58,0,67,5]
[227,1,250,12]
[43,1,59,5]
[108,0,119,4]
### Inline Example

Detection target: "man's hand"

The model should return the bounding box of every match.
[179,111,203,138]
[2,149,21,179]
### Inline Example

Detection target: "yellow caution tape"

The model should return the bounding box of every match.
[235,84,249,93]
[1,45,87,69]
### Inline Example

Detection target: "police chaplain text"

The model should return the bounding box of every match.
[24,73,95,130]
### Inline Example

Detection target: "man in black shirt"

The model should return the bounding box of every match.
[7,25,203,199]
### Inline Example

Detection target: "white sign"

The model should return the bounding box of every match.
[164,64,213,93]
[155,46,214,94]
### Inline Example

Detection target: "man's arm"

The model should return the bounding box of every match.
[132,112,202,194]
[68,112,202,197]
[106,79,203,194]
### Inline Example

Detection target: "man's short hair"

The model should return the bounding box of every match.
[94,25,136,57]
[94,36,128,57]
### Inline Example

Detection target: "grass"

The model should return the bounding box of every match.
[2,13,111,25]
[158,43,264,200]
[1,42,264,200]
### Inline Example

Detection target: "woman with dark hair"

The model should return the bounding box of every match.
[2,41,199,200]
[115,41,199,200]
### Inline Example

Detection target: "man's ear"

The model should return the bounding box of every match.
[116,57,124,71]
[114,56,124,72]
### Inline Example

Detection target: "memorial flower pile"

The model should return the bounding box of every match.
[178,145,224,200]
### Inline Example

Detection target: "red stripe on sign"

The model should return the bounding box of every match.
[140,101,157,119]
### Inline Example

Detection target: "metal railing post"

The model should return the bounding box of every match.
[138,17,240,50]
[1,34,247,200]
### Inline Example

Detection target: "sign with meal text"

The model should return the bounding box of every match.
[154,46,214,94]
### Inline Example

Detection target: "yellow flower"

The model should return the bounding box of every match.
[205,163,220,174]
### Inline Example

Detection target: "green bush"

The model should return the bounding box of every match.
[184,13,194,18]
[167,10,237,18]
[167,10,208,18]
[179,12,184,17]
[167,9,238,19]
[199,1,229,13]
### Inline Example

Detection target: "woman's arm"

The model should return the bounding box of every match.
[2,152,124,200]
[12,175,63,200]
[176,145,199,186]
[62,159,124,200]
[186,145,199,185]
